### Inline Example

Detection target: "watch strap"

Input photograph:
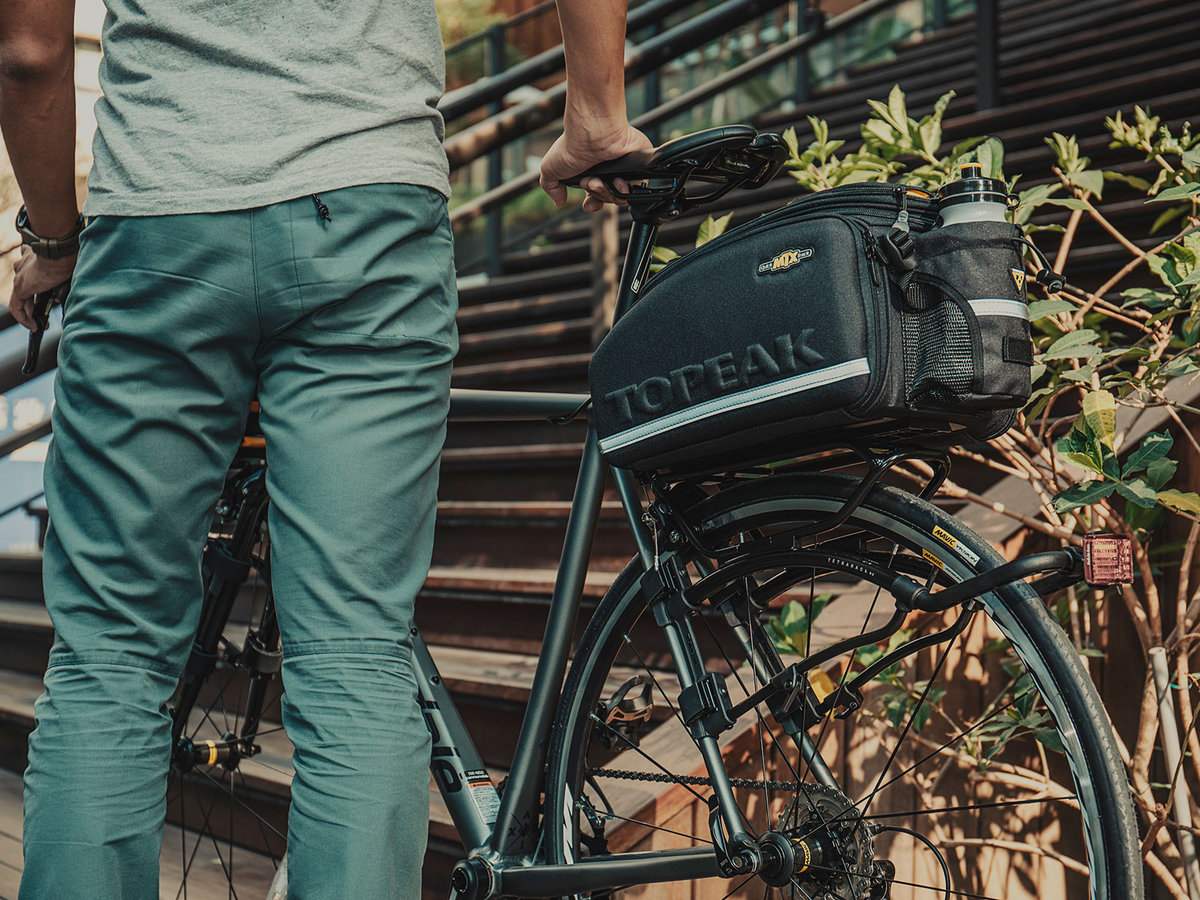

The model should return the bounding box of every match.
[15,206,84,260]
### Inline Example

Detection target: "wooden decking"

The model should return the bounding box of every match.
[0,767,280,900]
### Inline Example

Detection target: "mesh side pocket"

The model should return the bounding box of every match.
[902,283,976,408]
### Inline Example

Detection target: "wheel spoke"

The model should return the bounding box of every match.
[546,477,1136,898]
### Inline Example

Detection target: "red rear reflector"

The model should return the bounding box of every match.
[1082,533,1134,585]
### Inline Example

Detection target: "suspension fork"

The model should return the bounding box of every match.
[171,468,271,747]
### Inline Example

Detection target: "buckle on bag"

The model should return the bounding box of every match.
[878,228,917,275]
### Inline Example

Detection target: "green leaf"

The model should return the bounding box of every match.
[1122,431,1173,477]
[1047,327,1100,349]
[1183,147,1200,172]
[1081,390,1117,449]
[1151,182,1200,202]
[782,127,800,161]
[649,245,680,274]
[1072,169,1104,198]
[1145,456,1178,491]
[780,599,807,635]
[1041,343,1100,363]
[809,594,831,627]
[1057,428,1089,455]
[1161,355,1200,378]
[931,89,955,121]
[1061,366,1093,383]
[1041,197,1089,211]
[1158,490,1200,516]
[807,116,828,146]
[695,213,733,248]
[1103,171,1152,191]
[910,699,933,733]
[1028,299,1073,319]
[1116,479,1158,509]
[974,137,1005,179]
[863,118,898,145]
[1053,480,1116,513]
[1034,728,1066,754]
[918,117,942,156]
[1063,451,1104,475]
[1150,206,1187,236]
[887,85,908,135]
[947,136,986,164]
[1012,183,1060,224]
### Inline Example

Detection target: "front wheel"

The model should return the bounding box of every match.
[544,474,1142,899]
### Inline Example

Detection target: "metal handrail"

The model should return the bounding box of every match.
[440,0,706,125]
[0,489,46,524]
[445,0,793,170]
[0,329,59,395]
[442,0,559,58]
[450,0,911,228]
[0,416,51,462]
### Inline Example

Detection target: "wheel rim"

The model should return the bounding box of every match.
[548,484,1124,900]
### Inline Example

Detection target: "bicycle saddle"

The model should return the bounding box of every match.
[563,125,787,223]
[569,125,784,185]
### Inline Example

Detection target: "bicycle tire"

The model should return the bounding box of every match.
[544,473,1142,900]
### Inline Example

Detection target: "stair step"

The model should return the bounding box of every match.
[455,290,591,332]
[449,353,591,390]
[457,317,593,362]
[457,263,590,306]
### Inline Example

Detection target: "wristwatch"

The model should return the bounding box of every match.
[15,205,84,259]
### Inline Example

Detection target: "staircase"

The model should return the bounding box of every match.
[1,0,1197,895]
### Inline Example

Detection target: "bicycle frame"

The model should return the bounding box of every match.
[251,208,1102,899]
[421,218,711,898]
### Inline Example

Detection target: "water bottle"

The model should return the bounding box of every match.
[936,163,1011,226]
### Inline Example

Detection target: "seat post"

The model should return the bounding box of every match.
[611,218,659,326]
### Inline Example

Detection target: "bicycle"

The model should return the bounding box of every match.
[137,126,1144,899]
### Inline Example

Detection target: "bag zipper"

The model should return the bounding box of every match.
[644,184,935,290]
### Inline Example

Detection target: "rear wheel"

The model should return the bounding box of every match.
[544,474,1142,899]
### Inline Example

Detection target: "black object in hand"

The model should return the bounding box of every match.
[21,281,71,375]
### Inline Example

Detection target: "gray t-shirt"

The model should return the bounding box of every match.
[84,0,450,216]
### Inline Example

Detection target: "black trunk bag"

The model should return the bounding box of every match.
[589,183,1034,474]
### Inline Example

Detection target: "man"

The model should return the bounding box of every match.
[1,0,648,896]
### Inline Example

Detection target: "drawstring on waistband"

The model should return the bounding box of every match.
[311,194,331,222]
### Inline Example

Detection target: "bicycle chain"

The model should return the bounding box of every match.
[586,766,808,793]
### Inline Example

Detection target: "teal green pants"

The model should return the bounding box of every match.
[20,183,456,899]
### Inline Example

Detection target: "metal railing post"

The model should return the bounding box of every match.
[928,0,948,30]
[793,2,824,107]
[975,0,1000,110]
[642,21,662,144]
[485,22,507,277]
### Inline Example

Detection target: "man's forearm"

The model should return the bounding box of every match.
[556,0,630,140]
[0,0,79,237]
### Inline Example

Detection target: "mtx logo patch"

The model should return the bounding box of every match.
[757,247,813,275]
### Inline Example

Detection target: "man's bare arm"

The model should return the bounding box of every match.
[0,0,79,328]
[540,0,651,211]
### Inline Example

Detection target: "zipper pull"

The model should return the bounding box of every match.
[864,240,881,286]
[892,186,911,233]
[878,186,916,281]
[311,194,331,222]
